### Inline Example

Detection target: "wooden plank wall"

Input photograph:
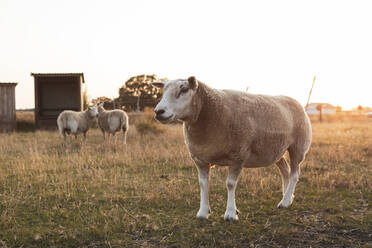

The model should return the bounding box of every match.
[0,84,16,132]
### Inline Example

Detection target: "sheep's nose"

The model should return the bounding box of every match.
[155,109,165,116]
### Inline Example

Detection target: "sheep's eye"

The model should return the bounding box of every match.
[177,87,189,98]
[180,87,189,94]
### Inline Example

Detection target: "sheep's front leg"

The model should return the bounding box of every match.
[194,159,211,219]
[224,166,242,221]
[62,131,67,143]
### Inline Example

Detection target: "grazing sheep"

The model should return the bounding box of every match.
[97,103,129,144]
[153,76,312,221]
[57,106,98,143]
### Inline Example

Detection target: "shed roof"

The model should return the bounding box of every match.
[30,73,85,83]
[0,82,18,86]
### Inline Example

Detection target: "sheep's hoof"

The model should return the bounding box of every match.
[196,208,211,219]
[224,209,239,222]
[277,200,291,209]
[224,215,239,222]
[196,214,209,220]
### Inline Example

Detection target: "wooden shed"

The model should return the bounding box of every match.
[31,73,85,129]
[0,83,18,132]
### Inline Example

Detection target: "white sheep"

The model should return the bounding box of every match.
[97,103,129,144]
[57,106,98,143]
[153,76,312,221]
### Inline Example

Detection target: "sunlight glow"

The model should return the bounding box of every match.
[0,0,371,110]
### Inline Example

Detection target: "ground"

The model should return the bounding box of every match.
[0,115,371,247]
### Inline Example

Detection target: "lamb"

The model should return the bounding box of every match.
[152,76,312,221]
[97,103,129,144]
[57,106,99,143]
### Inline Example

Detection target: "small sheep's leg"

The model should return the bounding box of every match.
[278,149,304,208]
[122,130,127,145]
[62,131,67,143]
[101,129,105,143]
[224,166,242,221]
[113,133,117,145]
[276,157,290,196]
[83,132,87,144]
[195,160,211,219]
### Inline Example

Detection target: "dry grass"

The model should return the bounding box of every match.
[0,115,371,247]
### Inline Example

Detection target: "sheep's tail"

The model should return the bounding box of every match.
[63,116,69,133]
[57,114,64,133]
[58,113,69,134]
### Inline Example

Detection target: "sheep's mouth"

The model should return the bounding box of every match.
[155,114,174,124]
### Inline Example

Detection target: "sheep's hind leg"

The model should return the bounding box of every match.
[113,133,117,145]
[277,148,305,208]
[106,133,111,145]
[193,157,211,219]
[276,157,290,197]
[101,129,105,143]
[224,166,242,221]
[122,127,127,145]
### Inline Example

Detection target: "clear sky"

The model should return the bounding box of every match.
[1,0,371,110]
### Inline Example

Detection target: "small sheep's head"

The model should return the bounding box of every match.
[97,102,105,114]
[87,105,99,118]
[152,76,199,124]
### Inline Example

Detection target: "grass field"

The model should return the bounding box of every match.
[0,114,371,247]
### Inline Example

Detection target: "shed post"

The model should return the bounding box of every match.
[0,83,18,132]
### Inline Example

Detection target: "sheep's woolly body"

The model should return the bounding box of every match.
[184,82,312,168]
[97,106,129,144]
[57,109,96,135]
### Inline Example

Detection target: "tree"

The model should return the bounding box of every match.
[91,96,115,110]
[116,74,167,111]
[357,105,363,111]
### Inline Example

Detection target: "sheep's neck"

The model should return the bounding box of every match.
[185,83,222,137]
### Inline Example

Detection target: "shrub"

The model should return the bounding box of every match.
[135,119,163,135]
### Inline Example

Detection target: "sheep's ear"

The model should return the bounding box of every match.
[188,76,198,90]
[152,82,165,88]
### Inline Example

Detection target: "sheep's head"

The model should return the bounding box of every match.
[87,106,99,118]
[97,103,105,114]
[152,76,199,124]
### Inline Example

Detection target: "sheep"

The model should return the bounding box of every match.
[57,106,98,143]
[97,103,129,144]
[152,76,312,221]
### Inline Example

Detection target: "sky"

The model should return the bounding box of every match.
[1,0,371,110]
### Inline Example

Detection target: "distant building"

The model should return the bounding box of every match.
[306,103,336,115]
[31,73,85,129]
[0,82,18,132]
